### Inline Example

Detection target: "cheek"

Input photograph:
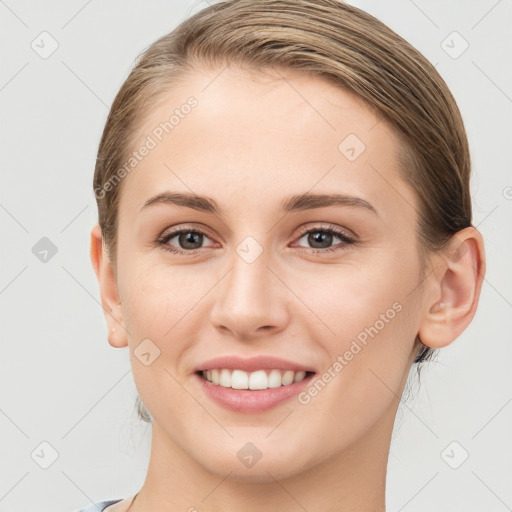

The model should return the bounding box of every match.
[303,252,417,345]
[119,263,204,416]
[119,258,207,335]
[296,302,415,454]
[317,286,414,397]
[303,250,420,402]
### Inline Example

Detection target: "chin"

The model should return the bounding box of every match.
[191,440,315,483]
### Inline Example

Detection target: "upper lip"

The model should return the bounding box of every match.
[193,355,317,374]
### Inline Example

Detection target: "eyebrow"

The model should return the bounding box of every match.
[140,191,378,216]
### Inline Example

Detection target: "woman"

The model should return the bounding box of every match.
[84,0,485,510]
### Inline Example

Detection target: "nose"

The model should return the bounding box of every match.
[208,250,290,342]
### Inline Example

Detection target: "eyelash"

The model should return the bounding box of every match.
[155,224,356,257]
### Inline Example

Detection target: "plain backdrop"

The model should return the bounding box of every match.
[1,1,511,511]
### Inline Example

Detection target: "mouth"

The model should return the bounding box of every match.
[194,368,317,413]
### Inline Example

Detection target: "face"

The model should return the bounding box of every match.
[112,65,426,481]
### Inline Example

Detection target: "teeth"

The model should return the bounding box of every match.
[201,369,308,389]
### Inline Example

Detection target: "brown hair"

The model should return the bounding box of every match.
[93,0,473,421]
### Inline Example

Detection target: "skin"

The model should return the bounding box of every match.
[90,65,485,511]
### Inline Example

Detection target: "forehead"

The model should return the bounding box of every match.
[118,65,417,224]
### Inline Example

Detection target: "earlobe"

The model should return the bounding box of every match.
[417,226,486,349]
[90,224,128,348]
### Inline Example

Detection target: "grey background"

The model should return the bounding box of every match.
[1,0,511,511]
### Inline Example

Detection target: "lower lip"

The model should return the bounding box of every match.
[194,372,315,413]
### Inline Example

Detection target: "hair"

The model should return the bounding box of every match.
[94,0,473,423]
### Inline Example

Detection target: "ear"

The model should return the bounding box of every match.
[417,226,486,348]
[90,224,128,348]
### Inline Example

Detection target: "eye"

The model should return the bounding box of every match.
[157,226,216,255]
[293,224,356,254]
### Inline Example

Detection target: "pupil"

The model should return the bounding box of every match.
[309,231,332,249]
[181,232,201,249]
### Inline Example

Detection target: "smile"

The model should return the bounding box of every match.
[195,369,316,413]
[199,368,313,390]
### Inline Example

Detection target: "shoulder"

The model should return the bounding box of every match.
[74,499,123,512]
